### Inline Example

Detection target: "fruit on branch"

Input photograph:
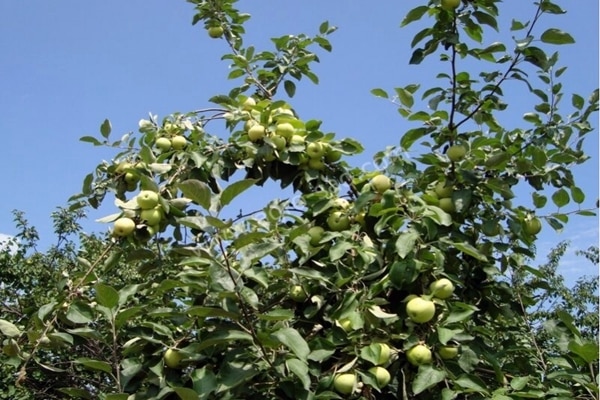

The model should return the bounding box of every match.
[248,125,266,142]
[523,217,542,235]
[438,197,456,213]
[113,217,135,237]
[447,144,466,162]
[438,345,459,360]
[290,135,305,146]
[275,122,295,140]
[333,373,357,395]
[306,142,326,159]
[368,366,391,388]
[242,97,256,110]
[171,135,187,150]
[441,0,461,11]
[308,158,326,171]
[155,137,172,152]
[406,344,432,366]
[163,348,183,368]
[406,296,436,323]
[434,181,453,198]
[375,343,391,365]
[370,174,392,194]
[325,147,342,163]
[333,198,351,210]
[327,211,350,231]
[429,278,455,299]
[308,226,325,246]
[207,26,224,38]
[270,135,287,151]
[137,190,160,210]
[289,285,307,302]
[140,207,163,226]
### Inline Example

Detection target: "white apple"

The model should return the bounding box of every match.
[171,135,187,150]
[275,122,295,140]
[248,125,266,142]
[333,373,356,395]
[155,137,172,152]
[113,218,135,237]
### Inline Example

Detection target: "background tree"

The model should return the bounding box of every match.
[1,0,598,399]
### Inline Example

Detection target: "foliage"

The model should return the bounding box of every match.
[1,0,599,399]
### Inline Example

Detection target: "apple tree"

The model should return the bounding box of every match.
[1,0,598,398]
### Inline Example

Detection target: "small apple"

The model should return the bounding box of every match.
[289,135,305,146]
[429,278,455,300]
[333,198,351,210]
[438,197,456,213]
[272,108,295,120]
[244,119,258,132]
[354,211,366,226]
[337,318,353,332]
[124,172,138,184]
[115,162,133,174]
[370,174,392,194]
[327,211,350,232]
[163,348,183,368]
[307,226,325,246]
[208,26,224,38]
[248,125,266,142]
[171,135,187,150]
[375,343,391,365]
[308,158,326,171]
[368,366,391,388]
[270,135,287,151]
[140,207,163,226]
[136,190,160,210]
[438,345,459,360]
[523,217,542,235]
[306,142,326,159]
[325,148,342,163]
[333,373,357,395]
[275,122,295,140]
[242,97,256,110]
[434,181,453,198]
[155,137,172,152]
[441,0,461,11]
[406,297,436,323]
[447,144,467,162]
[289,285,307,302]
[113,217,135,237]
[406,344,432,366]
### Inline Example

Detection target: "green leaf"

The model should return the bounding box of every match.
[271,327,310,361]
[66,303,94,324]
[173,387,201,400]
[510,376,530,390]
[286,358,311,389]
[227,69,245,80]
[79,136,102,146]
[258,308,294,321]
[437,327,462,345]
[400,127,429,150]
[401,5,429,27]
[219,179,258,208]
[455,374,490,395]
[532,193,547,208]
[105,395,129,400]
[57,388,93,399]
[395,229,419,258]
[540,29,575,45]
[570,186,585,204]
[551,188,570,208]
[572,93,585,110]
[100,119,112,138]
[0,319,21,338]
[396,87,414,108]
[191,367,217,400]
[568,340,599,363]
[178,179,212,210]
[446,240,487,262]
[412,365,446,394]
[389,259,419,289]
[75,358,113,373]
[371,88,388,99]
[94,283,119,310]
[187,306,240,320]
[284,80,296,97]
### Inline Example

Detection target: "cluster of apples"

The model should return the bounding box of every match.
[333,343,392,395]
[153,128,188,153]
[112,190,165,239]
[422,180,456,214]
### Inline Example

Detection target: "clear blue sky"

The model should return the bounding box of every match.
[0,1,598,282]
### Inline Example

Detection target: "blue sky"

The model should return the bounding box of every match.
[0,1,598,282]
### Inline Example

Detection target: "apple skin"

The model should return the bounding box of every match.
[113,218,135,237]
[524,217,542,235]
[429,278,455,300]
[438,345,459,360]
[333,373,357,395]
[406,297,436,323]
[242,97,256,110]
[375,343,391,365]
[163,348,183,368]
[289,285,307,302]
[368,366,391,388]
[308,158,326,171]
[248,125,266,142]
[155,137,172,152]
[140,207,163,226]
[307,226,325,246]
[289,135,305,146]
[306,142,326,159]
[332,198,350,210]
[441,0,461,10]
[325,148,342,163]
[406,344,432,366]
[370,175,392,194]
[208,26,224,38]
[438,197,456,213]
[171,135,187,150]
[270,135,287,151]
[327,211,350,231]
[434,181,453,198]
[275,122,295,140]
[447,144,467,162]
[137,191,160,210]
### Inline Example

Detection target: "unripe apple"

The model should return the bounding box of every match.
[441,0,461,11]
[244,119,258,132]
[370,174,392,194]
[270,135,287,151]
[275,122,295,140]
[406,344,432,366]
[136,190,160,210]
[248,125,266,142]
[308,158,326,171]
[438,345,459,360]
[163,348,183,368]
[333,373,357,395]
[406,297,436,323]
[438,197,456,213]
[289,285,307,302]
[207,26,224,38]
[242,97,256,110]
[429,278,454,299]
[434,181,453,198]
[307,226,325,246]
[140,207,163,226]
[155,137,172,152]
[171,135,187,150]
[325,148,342,163]
[447,144,467,162]
[375,343,391,365]
[523,217,542,235]
[327,211,350,231]
[333,198,350,210]
[289,135,305,146]
[368,366,391,387]
[124,172,138,184]
[113,217,135,237]
[306,142,326,159]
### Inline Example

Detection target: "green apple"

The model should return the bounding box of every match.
[337,318,353,332]
[136,190,160,210]
[275,122,295,140]
[140,207,163,226]
[307,226,325,246]
[116,162,133,174]
[482,220,500,237]
[370,174,392,194]
[308,158,326,171]
[438,345,459,360]
[306,142,326,159]
[244,119,258,132]
[155,137,172,152]
[429,278,455,300]
[375,343,391,365]
[171,135,187,150]
[434,181,453,198]
[368,366,391,388]
[441,0,461,11]
[447,144,466,162]
[248,125,266,142]
[124,172,138,184]
[289,285,307,302]
[406,297,436,323]
[333,373,356,395]
[325,148,342,163]
[242,97,256,110]
[208,26,224,38]
[524,217,542,235]
[113,217,135,237]
[333,198,350,210]
[327,211,350,232]
[289,135,305,146]
[163,348,183,368]
[354,211,366,226]
[406,344,432,366]
[270,135,287,151]
[438,197,456,213]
